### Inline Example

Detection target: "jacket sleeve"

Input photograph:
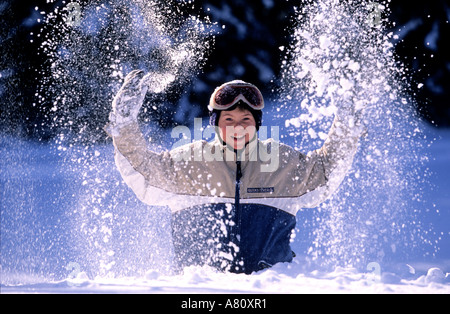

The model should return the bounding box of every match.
[111,122,183,206]
[295,111,364,208]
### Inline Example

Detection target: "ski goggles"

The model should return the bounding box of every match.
[209,80,265,111]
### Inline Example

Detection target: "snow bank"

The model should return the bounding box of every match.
[2,262,449,294]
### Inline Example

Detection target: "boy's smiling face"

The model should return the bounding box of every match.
[218,107,257,150]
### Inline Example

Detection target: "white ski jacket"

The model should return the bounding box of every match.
[113,115,362,213]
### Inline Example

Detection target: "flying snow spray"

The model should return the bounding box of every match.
[280,0,437,270]
[36,0,215,278]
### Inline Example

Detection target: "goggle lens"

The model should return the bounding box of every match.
[210,84,264,110]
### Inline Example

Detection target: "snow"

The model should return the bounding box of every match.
[1,263,449,294]
[1,0,449,294]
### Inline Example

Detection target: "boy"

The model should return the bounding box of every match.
[107,70,363,274]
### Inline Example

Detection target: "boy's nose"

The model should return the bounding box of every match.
[233,125,245,133]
